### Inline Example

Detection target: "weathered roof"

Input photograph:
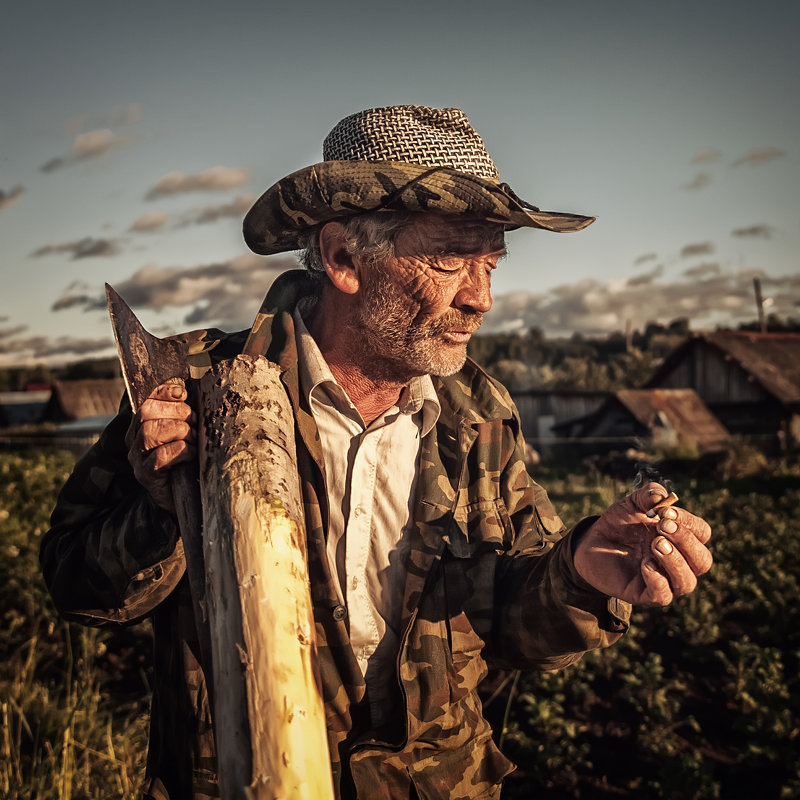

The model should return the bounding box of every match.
[615,389,730,452]
[649,331,800,405]
[47,379,125,421]
[561,388,730,453]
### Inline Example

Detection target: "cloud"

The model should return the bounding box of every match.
[732,148,786,167]
[0,333,114,359]
[626,265,663,287]
[681,242,714,258]
[40,127,129,172]
[683,171,711,191]
[482,269,800,338]
[145,167,251,200]
[682,262,721,280]
[72,128,127,159]
[31,237,120,260]
[731,224,773,239]
[107,102,143,127]
[53,253,297,331]
[0,185,24,211]
[691,148,721,164]
[0,324,29,340]
[634,252,658,266]
[130,211,170,232]
[180,193,257,226]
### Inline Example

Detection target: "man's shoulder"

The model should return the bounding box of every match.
[433,358,518,425]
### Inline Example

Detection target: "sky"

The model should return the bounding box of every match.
[1,0,798,367]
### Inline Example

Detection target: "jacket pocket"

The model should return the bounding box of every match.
[442,498,511,691]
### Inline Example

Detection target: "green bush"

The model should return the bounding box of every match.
[487,464,800,799]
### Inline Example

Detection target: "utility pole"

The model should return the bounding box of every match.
[753,277,767,333]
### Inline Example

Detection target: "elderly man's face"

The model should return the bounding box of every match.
[353,215,505,380]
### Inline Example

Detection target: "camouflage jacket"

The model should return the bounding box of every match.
[41,270,630,800]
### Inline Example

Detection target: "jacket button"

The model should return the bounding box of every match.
[332,605,347,621]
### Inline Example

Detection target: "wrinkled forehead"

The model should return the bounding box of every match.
[399,214,506,254]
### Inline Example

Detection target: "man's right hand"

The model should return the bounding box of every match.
[125,380,196,514]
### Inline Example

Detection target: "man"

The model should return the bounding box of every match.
[41,106,712,800]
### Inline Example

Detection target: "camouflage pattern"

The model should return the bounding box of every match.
[242,161,595,255]
[41,270,629,800]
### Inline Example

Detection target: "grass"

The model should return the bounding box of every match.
[0,450,149,800]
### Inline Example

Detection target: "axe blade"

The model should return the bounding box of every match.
[106,283,189,411]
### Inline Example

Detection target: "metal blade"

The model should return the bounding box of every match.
[106,283,188,412]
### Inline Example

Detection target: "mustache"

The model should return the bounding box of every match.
[430,310,484,334]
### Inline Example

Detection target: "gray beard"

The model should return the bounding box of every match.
[350,270,483,383]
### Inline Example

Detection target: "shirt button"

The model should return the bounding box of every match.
[332,605,347,622]
[353,506,363,518]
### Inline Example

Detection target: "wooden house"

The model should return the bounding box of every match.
[644,331,800,445]
[44,379,125,422]
[509,390,609,446]
[554,388,730,454]
[0,390,52,427]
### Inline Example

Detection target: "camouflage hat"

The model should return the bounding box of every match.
[243,105,595,256]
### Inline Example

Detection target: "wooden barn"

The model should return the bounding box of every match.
[555,388,730,454]
[44,378,125,423]
[0,390,52,427]
[509,390,608,446]
[645,331,800,446]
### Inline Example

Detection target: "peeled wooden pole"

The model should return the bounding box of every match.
[198,354,334,800]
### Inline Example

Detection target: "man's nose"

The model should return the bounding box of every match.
[453,264,493,313]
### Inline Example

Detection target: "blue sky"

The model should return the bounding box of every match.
[1,0,798,366]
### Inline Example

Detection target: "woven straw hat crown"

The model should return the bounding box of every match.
[243,104,596,255]
[322,105,501,180]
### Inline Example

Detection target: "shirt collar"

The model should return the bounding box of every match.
[293,308,441,436]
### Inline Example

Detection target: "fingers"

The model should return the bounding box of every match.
[656,507,713,574]
[125,380,196,513]
[139,417,196,453]
[640,559,674,605]
[646,505,714,601]
[630,482,669,515]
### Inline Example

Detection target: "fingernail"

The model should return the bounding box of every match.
[660,520,678,534]
[662,507,678,520]
[644,559,659,572]
[170,385,184,399]
[655,537,674,555]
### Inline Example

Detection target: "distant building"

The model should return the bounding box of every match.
[0,390,52,427]
[44,378,125,422]
[645,331,800,446]
[510,390,609,447]
[555,388,730,454]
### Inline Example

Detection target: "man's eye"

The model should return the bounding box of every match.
[431,255,462,272]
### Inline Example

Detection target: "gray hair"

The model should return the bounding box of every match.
[297,210,415,275]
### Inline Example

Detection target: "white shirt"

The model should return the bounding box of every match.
[294,310,440,725]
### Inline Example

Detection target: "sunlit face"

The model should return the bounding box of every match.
[353,215,506,381]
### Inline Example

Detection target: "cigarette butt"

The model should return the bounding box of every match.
[646,491,679,517]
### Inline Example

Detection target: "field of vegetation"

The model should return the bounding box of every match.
[1,446,799,798]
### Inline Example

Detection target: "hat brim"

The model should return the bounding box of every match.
[243,160,595,256]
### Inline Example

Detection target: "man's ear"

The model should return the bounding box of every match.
[319,222,360,295]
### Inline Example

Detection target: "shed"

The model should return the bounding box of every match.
[45,379,125,422]
[645,331,800,444]
[557,388,730,454]
[509,390,609,445]
[0,390,52,427]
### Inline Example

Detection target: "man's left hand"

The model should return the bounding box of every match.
[573,482,712,605]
